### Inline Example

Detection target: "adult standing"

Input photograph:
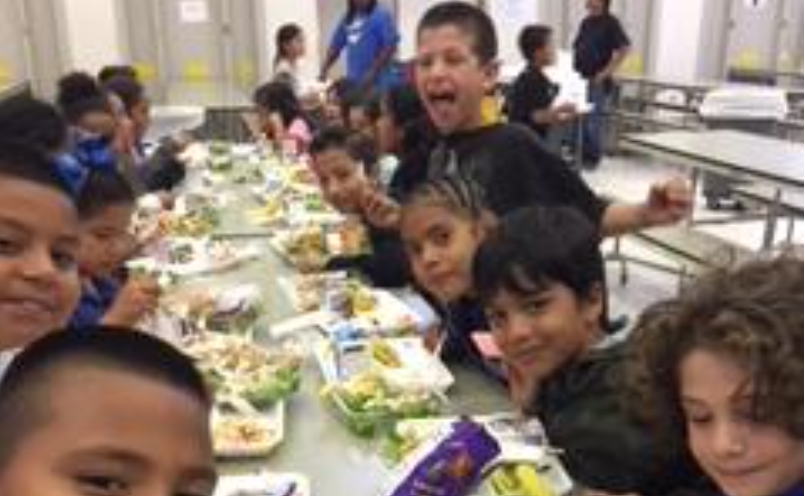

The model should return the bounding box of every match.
[319,0,400,92]
[573,0,630,168]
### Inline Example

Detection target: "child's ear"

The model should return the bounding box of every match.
[481,60,500,93]
[581,283,605,329]
[477,211,498,237]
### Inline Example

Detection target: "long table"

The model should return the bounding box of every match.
[173,161,509,495]
[621,129,804,248]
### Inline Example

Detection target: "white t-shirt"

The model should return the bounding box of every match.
[273,59,301,96]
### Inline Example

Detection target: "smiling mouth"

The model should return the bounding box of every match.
[0,298,56,319]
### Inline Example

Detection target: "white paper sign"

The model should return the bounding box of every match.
[179,0,208,24]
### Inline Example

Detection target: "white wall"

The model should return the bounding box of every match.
[59,0,123,72]
[653,0,706,81]
[257,0,320,83]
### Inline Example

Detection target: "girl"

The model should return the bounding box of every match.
[252,81,313,155]
[319,0,400,91]
[273,23,306,97]
[103,75,187,192]
[628,256,803,496]
[398,176,499,376]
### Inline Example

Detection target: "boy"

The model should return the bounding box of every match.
[310,126,410,288]
[628,256,802,496]
[411,2,688,235]
[507,24,577,140]
[0,139,81,355]
[473,205,708,496]
[71,169,159,327]
[0,327,217,495]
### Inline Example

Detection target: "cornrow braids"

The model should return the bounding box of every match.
[402,174,487,220]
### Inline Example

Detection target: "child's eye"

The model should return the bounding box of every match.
[52,248,78,272]
[485,310,506,330]
[0,237,21,256]
[76,474,129,496]
[523,298,547,315]
[684,410,712,426]
[431,229,451,247]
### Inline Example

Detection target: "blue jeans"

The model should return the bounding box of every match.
[582,80,609,163]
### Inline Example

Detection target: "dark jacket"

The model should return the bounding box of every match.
[528,342,710,496]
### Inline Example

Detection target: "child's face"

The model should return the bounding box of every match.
[312,148,373,214]
[289,34,306,59]
[484,283,602,385]
[400,204,485,303]
[679,349,803,496]
[130,99,152,141]
[78,204,135,278]
[78,110,117,139]
[348,107,375,138]
[415,25,497,135]
[534,40,557,67]
[0,178,80,346]
[0,367,217,496]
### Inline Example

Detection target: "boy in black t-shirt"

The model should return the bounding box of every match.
[507,25,576,141]
[361,2,688,246]
[573,0,630,167]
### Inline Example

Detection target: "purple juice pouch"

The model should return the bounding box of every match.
[389,419,501,496]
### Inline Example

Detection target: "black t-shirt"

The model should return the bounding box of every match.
[573,13,630,79]
[427,123,607,225]
[506,64,559,138]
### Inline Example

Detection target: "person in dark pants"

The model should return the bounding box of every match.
[573,0,630,168]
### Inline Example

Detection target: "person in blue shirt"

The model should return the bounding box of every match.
[70,169,159,328]
[319,0,400,92]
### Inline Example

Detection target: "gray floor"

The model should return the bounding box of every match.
[581,153,803,323]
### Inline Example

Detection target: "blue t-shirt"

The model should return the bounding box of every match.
[329,5,400,90]
[69,277,120,329]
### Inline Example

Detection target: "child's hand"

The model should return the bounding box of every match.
[641,177,693,227]
[361,190,401,230]
[102,276,161,327]
[552,102,578,122]
[503,362,540,412]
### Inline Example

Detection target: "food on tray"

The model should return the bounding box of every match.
[370,338,402,368]
[186,334,302,409]
[321,372,442,437]
[212,414,278,457]
[209,155,234,172]
[175,286,263,333]
[162,206,220,237]
[486,464,558,496]
[208,141,231,156]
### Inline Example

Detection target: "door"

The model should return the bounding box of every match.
[0,0,67,97]
[121,0,259,102]
[724,0,780,72]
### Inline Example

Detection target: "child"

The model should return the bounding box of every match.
[343,91,381,141]
[252,81,313,155]
[70,169,159,328]
[0,327,217,494]
[377,84,435,199]
[273,23,306,97]
[628,256,803,496]
[56,71,117,141]
[309,126,410,288]
[103,75,187,192]
[507,24,576,140]
[413,2,690,235]
[0,139,81,355]
[399,176,498,376]
[472,205,708,496]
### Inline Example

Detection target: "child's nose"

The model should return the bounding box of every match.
[711,419,748,459]
[20,246,60,280]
